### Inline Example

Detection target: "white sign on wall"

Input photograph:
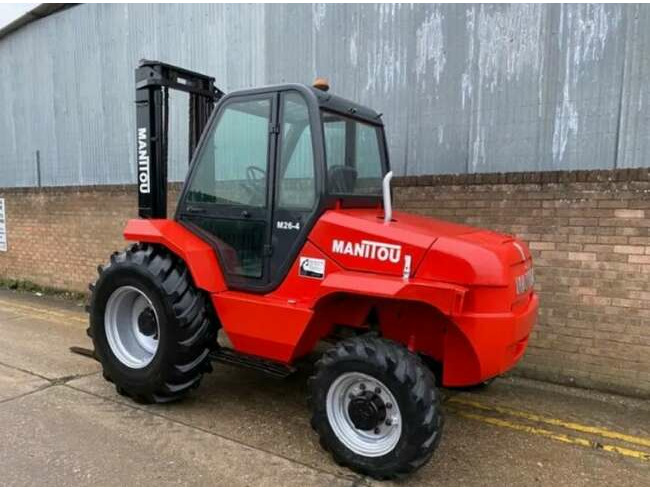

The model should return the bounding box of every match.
[0,198,6,252]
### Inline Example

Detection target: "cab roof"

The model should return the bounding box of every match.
[309,86,383,125]
[226,82,383,126]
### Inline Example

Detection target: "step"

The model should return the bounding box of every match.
[209,348,297,379]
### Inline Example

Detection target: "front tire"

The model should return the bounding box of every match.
[309,336,443,479]
[89,244,216,403]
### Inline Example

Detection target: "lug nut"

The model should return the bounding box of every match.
[386,402,392,409]
[374,427,380,434]
[359,383,366,391]
[375,387,381,394]
[385,419,392,426]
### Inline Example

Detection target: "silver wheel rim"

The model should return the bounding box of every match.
[104,286,159,369]
[326,372,402,457]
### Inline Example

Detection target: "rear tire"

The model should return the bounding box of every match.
[309,336,443,479]
[88,244,216,403]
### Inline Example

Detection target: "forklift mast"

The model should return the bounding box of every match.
[135,60,223,219]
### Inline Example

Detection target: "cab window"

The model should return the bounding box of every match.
[322,112,384,195]
[277,93,316,209]
[187,98,271,207]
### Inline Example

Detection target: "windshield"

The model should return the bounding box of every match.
[321,111,384,196]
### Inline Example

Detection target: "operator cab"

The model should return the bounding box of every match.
[175,83,390,292]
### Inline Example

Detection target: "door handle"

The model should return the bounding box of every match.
[187,206,207,214]
[241,210,251,218]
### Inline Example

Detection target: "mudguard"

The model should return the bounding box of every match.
[123,219,227,293]
[314,271,467,315]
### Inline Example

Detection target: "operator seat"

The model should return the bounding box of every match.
[328,166,358,194]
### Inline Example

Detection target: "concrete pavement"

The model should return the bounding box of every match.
[0,288,648,486]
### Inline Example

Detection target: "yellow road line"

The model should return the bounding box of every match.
[453,409,650,462]
[0,309,86,327]
[449,397,650,449]
[0,299,87,324]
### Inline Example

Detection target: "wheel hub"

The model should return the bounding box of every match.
[137,308,157,337]
[348,391,386,431]
[104,286,160,369]
[326,372,402,457]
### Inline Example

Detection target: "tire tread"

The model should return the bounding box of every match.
[308,335,443,479]
[89,243,216,404]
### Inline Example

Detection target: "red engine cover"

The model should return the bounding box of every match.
[309,208,478,277]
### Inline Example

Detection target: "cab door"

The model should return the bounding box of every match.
[178,94,278,289]
[269,91,321,285]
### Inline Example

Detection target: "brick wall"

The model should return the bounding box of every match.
[0,185,181,292]
[1,169,649,397]
[393,169,650,398]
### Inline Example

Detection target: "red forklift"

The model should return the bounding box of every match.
[89,61,538,478]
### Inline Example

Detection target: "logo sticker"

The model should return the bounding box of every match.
[299,257,325,279]
[331,239,401,264]
[137,127,150,194]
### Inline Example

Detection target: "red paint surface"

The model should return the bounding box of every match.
[124,209,539,386]
[123,219,226,292]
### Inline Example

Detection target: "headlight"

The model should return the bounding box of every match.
[515,268,535,295]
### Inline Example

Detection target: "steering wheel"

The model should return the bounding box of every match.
[246,165,266,183]
[241,165,267,205]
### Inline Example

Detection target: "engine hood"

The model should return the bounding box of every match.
[416,230,530,287]
[308,209,529,285]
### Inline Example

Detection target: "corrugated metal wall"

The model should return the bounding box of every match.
[1,3,649,187]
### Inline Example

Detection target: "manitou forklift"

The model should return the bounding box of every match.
[89,60,538,478]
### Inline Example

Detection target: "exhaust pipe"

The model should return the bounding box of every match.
[382,171,393,223]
